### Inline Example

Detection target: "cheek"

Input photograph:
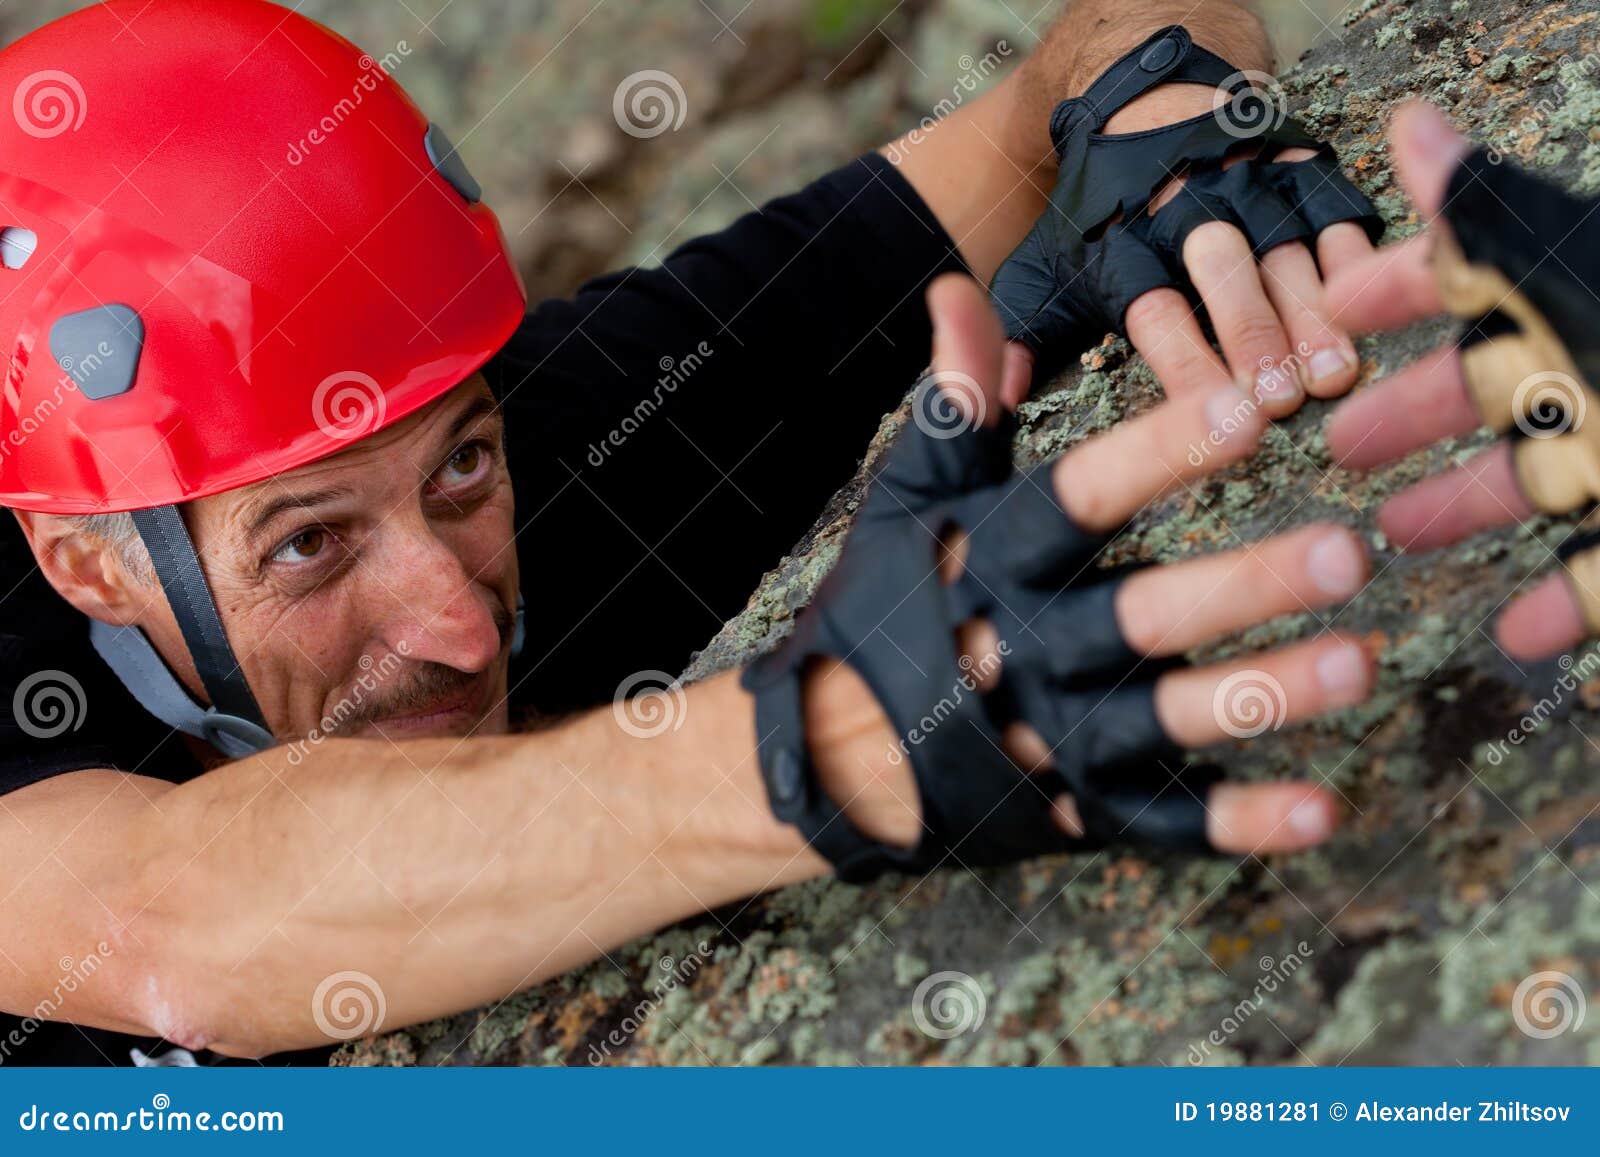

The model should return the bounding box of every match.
[233,586,368,702]
[448,485,518,583]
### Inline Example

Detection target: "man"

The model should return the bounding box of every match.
[0,0,1378,1064]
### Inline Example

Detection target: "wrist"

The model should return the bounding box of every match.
[1102,81,1222,135]
[802,660,922,850]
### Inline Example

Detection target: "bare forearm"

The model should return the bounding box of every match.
[884,0,1271,281]
[22,673,822,1056]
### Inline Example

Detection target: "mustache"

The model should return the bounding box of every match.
[330,600,515,730]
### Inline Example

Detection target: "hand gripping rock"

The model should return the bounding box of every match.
[741,379,1224,882]
[1433,149,1600,630]
[990,25,1381,381]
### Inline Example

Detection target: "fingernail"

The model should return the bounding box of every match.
[1307,530,1364,597]
[1289,798,1333,842]
[1315,643,1368,698]
[1206,389,1252,440]
[1254,364,1302,404]
[1308,345,1357,387]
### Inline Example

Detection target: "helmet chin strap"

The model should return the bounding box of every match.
[89,619,274,759]
[92,504,528,760]
[130,505,271,731]
[88,505,277,758]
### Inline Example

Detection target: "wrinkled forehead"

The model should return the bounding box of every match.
[191,374,500,536]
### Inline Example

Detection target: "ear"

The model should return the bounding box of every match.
[10,510,150,627]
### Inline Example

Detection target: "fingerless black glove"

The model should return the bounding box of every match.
[741,380,1222,882]
[1433,148,1600,629]
[991,25,1381,380]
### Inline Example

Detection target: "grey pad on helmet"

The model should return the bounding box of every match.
[50,304,143,399]
[425,124,483,204]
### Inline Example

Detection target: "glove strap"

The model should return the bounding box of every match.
[744,654,909,883]
[1049,25,1244,150]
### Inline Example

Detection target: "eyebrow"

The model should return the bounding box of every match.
[240,486,349,546]
[240,394,503,545]
[448,394,501,442]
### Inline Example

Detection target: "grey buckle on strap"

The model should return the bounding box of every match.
[89,620,274,759]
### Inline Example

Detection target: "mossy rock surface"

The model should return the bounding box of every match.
[341,0,1600,1066]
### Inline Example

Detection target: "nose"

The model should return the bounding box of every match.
[373,528,507,674]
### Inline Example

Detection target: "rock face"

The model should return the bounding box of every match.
[340,0,1600,1067]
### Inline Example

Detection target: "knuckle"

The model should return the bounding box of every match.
[1124,287,1186,333]
[1182,222,1247,279]
[1224,312,1288,356]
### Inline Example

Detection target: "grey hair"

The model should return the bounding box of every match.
[67,512,156,584]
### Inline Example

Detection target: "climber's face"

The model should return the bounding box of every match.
[122,376,519,745]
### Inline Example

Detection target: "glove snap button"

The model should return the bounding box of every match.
[771,748,805,807]
[1139,36,1181,73]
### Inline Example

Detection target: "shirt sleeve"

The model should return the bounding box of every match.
[0,521,202,797]
[491,151,966,714]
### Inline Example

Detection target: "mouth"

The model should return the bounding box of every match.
[364,673,497,738]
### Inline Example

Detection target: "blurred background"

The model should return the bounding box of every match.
[1,0,1353,305]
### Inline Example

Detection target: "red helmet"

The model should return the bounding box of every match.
[0,0,529,755]
[0,0,526,514]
